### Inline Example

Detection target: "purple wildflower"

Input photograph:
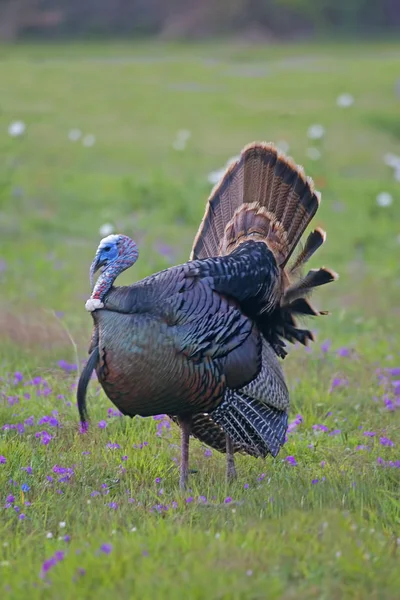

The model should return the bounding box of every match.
[58,360,77,373]
[106,442,121,450]
[380,437,394,447]
[363,431,376,437]
[287,414,303,434]
[285,456,297,466]
[100,543,112,554]
[19,513,25,520]
[329,429,342,436]
[321,340,331,353]
[98,420,107,429]
[40,550,64,578]
[337,347,351,357]
[224,497,232,504]
[386,367,400,377]
[0,456,7,464]
[108,502,118,510]
[392,380,400,392]
[311,479,319,484]
[79,422,89,434]
[329,377,348,393]
[204,448,212,457]
[244,483,249,489]
[384,397,395,411]
[313,424,329,432]
[185,497,193,504]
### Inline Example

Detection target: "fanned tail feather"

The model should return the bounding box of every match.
[192,142,320,267]
[192,141,337,354]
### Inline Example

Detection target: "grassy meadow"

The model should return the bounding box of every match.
[0,41,400,598]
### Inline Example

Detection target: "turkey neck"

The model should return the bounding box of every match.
[91,256,137,303]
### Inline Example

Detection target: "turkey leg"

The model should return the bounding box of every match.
[226,435,237,480]
[178,415,192,489]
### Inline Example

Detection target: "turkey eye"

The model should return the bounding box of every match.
[104,247,111,252]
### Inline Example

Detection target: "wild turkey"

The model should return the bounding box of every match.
[78,142,337,488]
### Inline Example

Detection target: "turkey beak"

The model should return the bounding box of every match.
[90,255,103,292]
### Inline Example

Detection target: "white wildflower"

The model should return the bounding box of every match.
[337,93,354,108]
[376,192,393,207]
[306,147,321,161]
[8,121,26,137]
[307,124,325,140]
[46,532,53,539]
[246,569,253,576]
[99,223,114,237]
[172,129,191,151]
[82,134,96,147]
[207,168,226,185]
[59,521,66,528]
[68,129,82,142]
[207,155,240,186]
[215,532,221,539]
[131,527,137,532]
[335,551,342,558]
[276,140,290,153]
[383,153,400,169]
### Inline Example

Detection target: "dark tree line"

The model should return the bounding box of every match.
[0,0,399,41]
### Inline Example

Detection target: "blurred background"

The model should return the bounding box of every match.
[0,0,399,360]
[1,0,400,41]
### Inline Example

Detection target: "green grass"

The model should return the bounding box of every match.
[1,40,400,599]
